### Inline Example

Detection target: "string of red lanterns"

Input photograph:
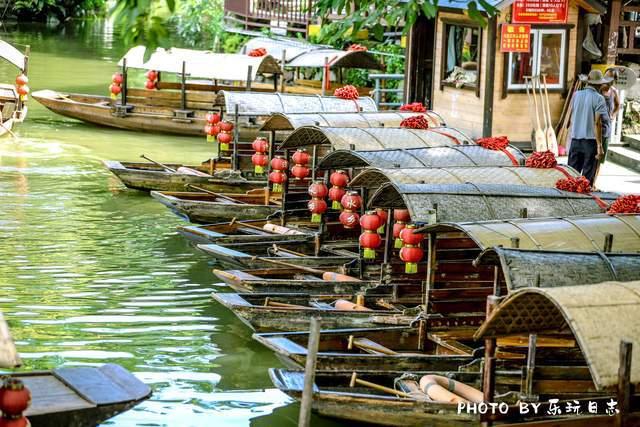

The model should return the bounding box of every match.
[359,211,382,259]
[308,182,329,223]
[269,156,288,193]
[15,74,29,102]
[0,377,31,427]
[217,121,234,152]
[291,149,310,180]
[109,72,123,100]
[145,70,158,90]
[339,191,362,229]
[204,112,221,143]
[399,224,423,274]
[251,137,269,174]
[329,170,349,210]
[392,209,410,249]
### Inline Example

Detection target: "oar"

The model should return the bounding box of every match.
[250,255,326,275]
[184,184,248,204]
[349,372,414,399]
[542,74,559,156]
[530,76,548,152]
[140,154,177,173]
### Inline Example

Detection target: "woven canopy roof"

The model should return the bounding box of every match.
[241,37,385,69]
[260,111,446,131]
[278,126,473,150]
[120,46,282,80]
[417,214,640,251]
[215,91,377,116]
[349,166,578,191]
[317,145,525,169]
[475,281,640,390]
[369,183,618,223]
[476,247,640,291]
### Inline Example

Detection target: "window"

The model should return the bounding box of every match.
[507,28,567,90]
[441,23,482,89]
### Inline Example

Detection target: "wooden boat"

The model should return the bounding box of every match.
[177,219,313,245]
[150,188,280,223]
[269,282,640,426]
[0,41,30,136]
[211,292,412,331]
[20,363,151,427]
[103,159,264,193]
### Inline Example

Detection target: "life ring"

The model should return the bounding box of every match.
[419,375,483,404]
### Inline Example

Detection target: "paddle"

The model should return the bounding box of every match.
[140,154,177,173]
[530,76,548,152]
[542,74,559,155]
[184,184,248,204]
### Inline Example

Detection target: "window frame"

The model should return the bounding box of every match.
[439,18,483,97]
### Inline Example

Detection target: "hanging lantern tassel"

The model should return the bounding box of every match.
[375,208,388,234]
[329,170,349,210]
[393,209,411,249]
[359,211,383,259]
[399,224,423,274]
[308,182,328,223]
[269,156,288,193]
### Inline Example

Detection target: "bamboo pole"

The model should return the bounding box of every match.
[298,317,321,427]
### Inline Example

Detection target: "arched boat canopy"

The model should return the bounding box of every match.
[0,40,27,71]
[349,166,577,191]
[317,145,525,169]
[278,126,472,150]
[416,214,640,252]
[369,183,618,223]
[241,37,384,70]
[215,91,377,116]
[475,281,640,390]
[260,111,446,131]
[121,47,282,81]
[475,247,640,291]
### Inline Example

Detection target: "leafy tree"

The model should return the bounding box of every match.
[12,0,106,21]
[109,0,175,47]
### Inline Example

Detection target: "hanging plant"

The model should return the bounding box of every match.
[525,151,558,168]
[400,115,429,129]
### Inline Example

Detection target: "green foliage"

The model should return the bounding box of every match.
[13,0,106,21]
[110,0,175,47]
[221,33,249,53]
[313,0,498,44]
[170,0,224,48]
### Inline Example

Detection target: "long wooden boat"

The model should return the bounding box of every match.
[177,219,313,245]
[211,292,412,331]
[0,41,30,136]
[21,363,151,427]
[150,188,280,223]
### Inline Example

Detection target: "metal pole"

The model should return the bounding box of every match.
[246,65,253,92]
[181,61,187,110]
[298,317,321,427]
[280,49,287,93]
[122,57,128,106]
[322,57,328,97]
[233,104,240,171]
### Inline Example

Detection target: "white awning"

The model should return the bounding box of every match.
[0,40,26,71]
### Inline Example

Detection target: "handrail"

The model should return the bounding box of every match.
[369,73,404,109]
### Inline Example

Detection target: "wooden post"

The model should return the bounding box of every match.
[180,61,187,111]
[522,334,537,398]
[281,149,289,227]
[233,104,239,171]
[322,57,328,97]
[280,49,287,93]
[510,237,520,248]
[246,65,253,92]
[382,208,394,264]
[603,0,622,64]
[604,233,614,252]
[616,340,632,427]
[481,334,496,427]
[424,232,436,308]
[121,57,128,106]
[493,266,501,297]
[298,317,321,427]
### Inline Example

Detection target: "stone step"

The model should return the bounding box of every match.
[623,134,640,150]
[608,145,640,173]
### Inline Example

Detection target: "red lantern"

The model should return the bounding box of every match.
[145,80,156,90]
[0,378,30,416]
[0,417,30,427]
[112,73,123,85]
[308,197,328,223]
[393,209,411,248]
[16,85,29,97]
[217,132,232,151]
[329,170,349,209]
[359,211,383,259]
[291,164,310,180]
[206,112,221,124]
[219,121,234,132]
[15,74,28,86]
[375,208,388,234]
[146,70,158,81]
[109,84,121,96]
[308,182,328,198]
[252,153,268,174]
[269,156,288,193]
[339,210,360,229]
[291,149,310,180]
[399,224,423,274]
[252,137,269,154]
[292,149,311,165]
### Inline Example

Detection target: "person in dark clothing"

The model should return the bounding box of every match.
[568,69,611,185]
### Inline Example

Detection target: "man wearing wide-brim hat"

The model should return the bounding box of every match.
[568,69,612,185]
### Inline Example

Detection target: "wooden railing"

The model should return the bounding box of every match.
[225,0,315,34]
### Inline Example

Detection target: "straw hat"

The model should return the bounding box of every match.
[580,69,614,85]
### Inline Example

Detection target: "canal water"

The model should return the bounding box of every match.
[0,21,341,426]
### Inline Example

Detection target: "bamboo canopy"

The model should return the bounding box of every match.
[476,247,640,291]
[417,214,640,251]
[349,166,578,191]
[369,183,618,223]
[215,91,378,117]
[317,145,525,169]
[260,111,446,131]
[278,126,473,150]
[475,281,640,390]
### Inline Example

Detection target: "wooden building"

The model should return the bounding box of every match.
[405,0,605,147]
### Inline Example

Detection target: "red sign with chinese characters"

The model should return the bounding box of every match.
[512,0,568,24]
[500,24,531,53]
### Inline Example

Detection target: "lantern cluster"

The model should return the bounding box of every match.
[15,74,29,102]
[251,137,269,174]
[359,211,383,259]
[339,191,362,229]
[308,181,328,223]
[291,149,310,180]
[399,224,423,274]
[145,70,158,90]
[329,170,349,209]
[204,111,221,143]
[217,121,234,151]
[392,209,410,249]
[0,377,31,427]
[109,72,123,100]
[269,156,288,193]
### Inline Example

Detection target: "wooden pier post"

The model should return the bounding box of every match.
[298,317,321,427]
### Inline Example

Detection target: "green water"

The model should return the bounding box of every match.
[0,21,340,427]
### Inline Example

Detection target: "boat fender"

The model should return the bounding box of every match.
[322,272,361,282]
[176,167,212,177]
[419,375,483,404]
[334,299,372,311]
